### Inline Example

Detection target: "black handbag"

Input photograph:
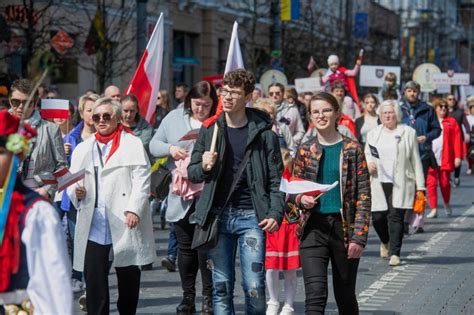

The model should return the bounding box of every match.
[150,164,172,201]
[191,149,251,251]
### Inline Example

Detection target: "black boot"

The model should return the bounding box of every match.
[201,295,213,315]
[176,296,195,314]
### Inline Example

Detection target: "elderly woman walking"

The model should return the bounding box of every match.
[68,97,155,315]
[365,100,425,266]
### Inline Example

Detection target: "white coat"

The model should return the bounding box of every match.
[365,124,425,211]
[67,131,156,271]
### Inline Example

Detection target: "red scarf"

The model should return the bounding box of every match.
[0,191,24,292]
[94,124,131,163]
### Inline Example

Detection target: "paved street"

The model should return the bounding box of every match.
[74,171,474,315]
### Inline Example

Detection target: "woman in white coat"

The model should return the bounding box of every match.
[365,100,425,266]
[68,97,155,315]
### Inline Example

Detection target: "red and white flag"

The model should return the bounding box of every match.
[202,21,244,128]
[40,99,69,119]
[279,168,338,196]
[307,56,317,74]
[39,167,86,192]
[126,13,164,123]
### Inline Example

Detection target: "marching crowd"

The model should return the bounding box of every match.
[1,53,474,315]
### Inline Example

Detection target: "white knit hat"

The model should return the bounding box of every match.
[327,55,339,65]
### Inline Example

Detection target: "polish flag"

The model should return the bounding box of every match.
[40,99,69,119]
[279,168,338,196]
[126,13,164,123]
[39,167,86,192]
[202,21,244,128]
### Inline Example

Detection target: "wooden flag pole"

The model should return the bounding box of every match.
[20,68,50,126]
[206,124,219,171]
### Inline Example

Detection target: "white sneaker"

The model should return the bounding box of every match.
[78,293,87,312]
[280,304,295,315]
[389,255,401,266]
[71,279,83,293]
[266,300,280,315]
[467,169,472,175]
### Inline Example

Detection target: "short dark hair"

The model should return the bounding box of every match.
[223,69,256,95]
[184,81,218,116]
[10,79,34,97]
[268,82,285,94]
[382,90,398,101]
[176,83,189,92]
[330,80,346,92]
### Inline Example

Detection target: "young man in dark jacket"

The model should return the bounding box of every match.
[400,81,441,176]
[188,69,285,314]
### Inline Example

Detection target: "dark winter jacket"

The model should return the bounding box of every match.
[400,99,441,159]
[187,108,285,226]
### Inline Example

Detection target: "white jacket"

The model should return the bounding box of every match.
[68,131,155,271]
[365,124,425,211]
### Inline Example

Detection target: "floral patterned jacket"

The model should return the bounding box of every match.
[289,136,371,247]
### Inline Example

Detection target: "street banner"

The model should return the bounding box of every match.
[126,13,164,123]
[202,21,244,129]
[359,65,401,87]
[294,77,322,93]
[40,99,69,119]
[432,72,470,86]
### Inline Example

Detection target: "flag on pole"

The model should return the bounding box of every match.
[279,168,338,196]
[202,21,244,128]
[280,0,300,21]
[84,8,108,55]
[126,13,164,123]
[40,99,69,119]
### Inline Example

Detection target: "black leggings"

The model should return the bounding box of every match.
[371,183,406,256]
[174,210,213,298]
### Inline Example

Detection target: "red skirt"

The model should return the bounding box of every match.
[265,222,301,270]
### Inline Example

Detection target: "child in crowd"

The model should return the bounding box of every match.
[265,149,300,315]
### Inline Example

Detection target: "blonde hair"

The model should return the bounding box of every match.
[78,93,100,113]
[281,148,293,173]
[159,89,171,112]
[253,98,276,117]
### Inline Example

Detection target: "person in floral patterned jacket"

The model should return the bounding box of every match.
[288,91,371,315]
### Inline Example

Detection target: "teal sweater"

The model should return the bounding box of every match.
[315,141,342,214]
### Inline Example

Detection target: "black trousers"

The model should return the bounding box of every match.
[174,210,213,298]
[300,213,359,315]
[84,241,141,315]
[371,183,406,256]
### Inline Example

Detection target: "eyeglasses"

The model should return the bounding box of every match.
[220,89,242,99]
[92,113,113,123]
[310,108,334,117]
[10,98,28,107]
[269,92,281,97]
[439,105,448,109]
[447,98,455,101]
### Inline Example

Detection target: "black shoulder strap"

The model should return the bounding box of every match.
[216,149,251,216]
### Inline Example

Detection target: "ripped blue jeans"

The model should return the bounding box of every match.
[207,207,266,315]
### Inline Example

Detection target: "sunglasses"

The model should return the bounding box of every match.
[439,105,448,109]
[269,92,281,97]
[10,98,28,107]
[92,113,113,123]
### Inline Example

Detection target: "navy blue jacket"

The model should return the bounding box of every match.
[400,99,441,159]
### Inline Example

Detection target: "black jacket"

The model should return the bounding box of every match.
[188,108,285,226]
